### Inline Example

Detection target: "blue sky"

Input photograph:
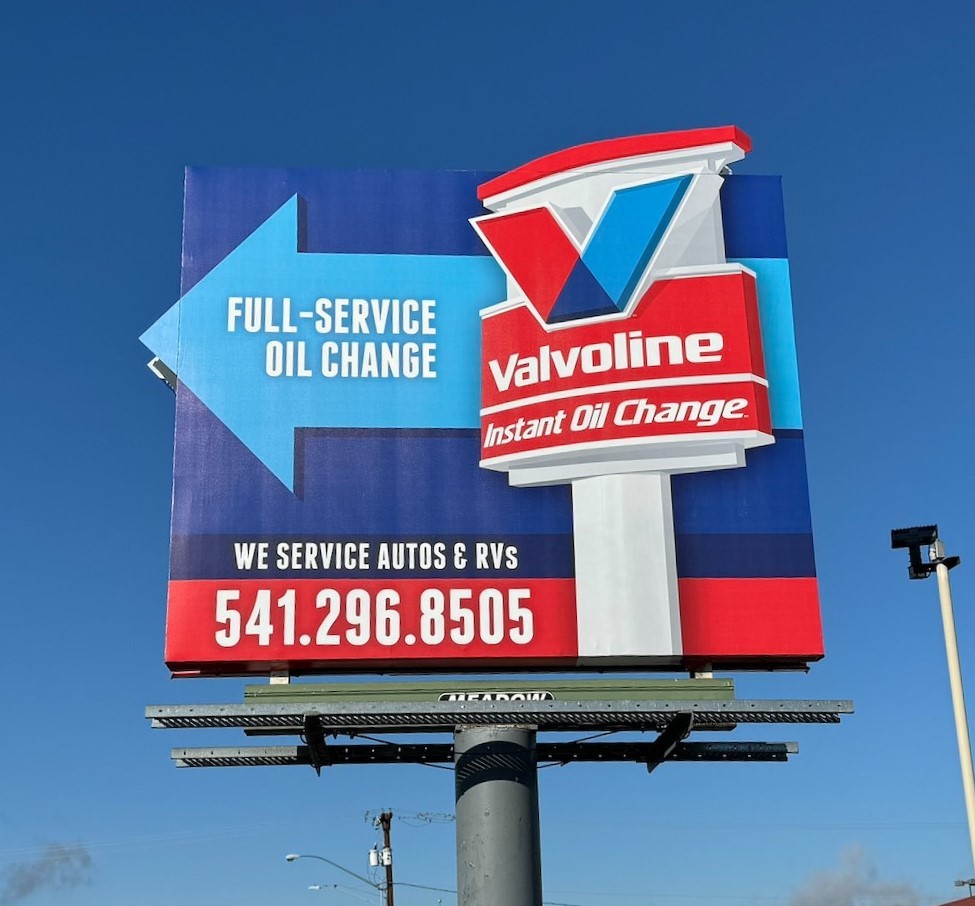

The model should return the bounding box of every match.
[2,2,975,904]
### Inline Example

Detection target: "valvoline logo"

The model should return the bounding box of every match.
[473,175,691,323]
[470,127,778,660]
[471,127,773,482]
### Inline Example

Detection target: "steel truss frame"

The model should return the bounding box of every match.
[146,698,852,773]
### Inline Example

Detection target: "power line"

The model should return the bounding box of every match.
[365,808,455,827]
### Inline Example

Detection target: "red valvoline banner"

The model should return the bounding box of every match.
[141,127,823,676]
[480,271,771,466]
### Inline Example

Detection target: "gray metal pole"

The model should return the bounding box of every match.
[454,725,542,906]
[935,560,975,873]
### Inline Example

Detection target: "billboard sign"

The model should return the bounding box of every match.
[142,127,823,676]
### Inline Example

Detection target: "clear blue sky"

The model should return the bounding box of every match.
[2,2,974,905]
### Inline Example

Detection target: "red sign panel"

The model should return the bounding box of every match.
[481,271,771,469]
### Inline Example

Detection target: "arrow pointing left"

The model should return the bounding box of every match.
[141,195,504,492]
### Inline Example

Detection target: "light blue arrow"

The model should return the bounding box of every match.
[141,196,504,491]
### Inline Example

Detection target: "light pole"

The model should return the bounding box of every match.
[891,525,972,874]
[286,853,383,904]
[308,883,377,903]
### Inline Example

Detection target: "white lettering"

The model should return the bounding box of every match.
[314,298,437,335]
[488,330,725,392]
[612,396,749,428]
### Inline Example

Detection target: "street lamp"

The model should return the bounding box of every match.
[308,883,377,902]
[287,851,454,904]
[891,525,973,874]
[286,853,383,903]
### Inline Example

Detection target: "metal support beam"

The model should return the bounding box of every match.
[170,740,800,769]
[455,726,542,906]
[302,715,328,775]
[146,698,853,734]
[645,711,694,774]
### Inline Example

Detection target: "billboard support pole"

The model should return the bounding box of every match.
[454,726,542,906]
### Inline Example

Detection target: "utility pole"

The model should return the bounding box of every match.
[379,810,394,906]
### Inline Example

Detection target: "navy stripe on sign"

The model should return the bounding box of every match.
[171,390,575,535]
[182,169,790,294]
[671,434,812,534]
[296,429,575,535]
[171,531,815,580]
[675,533,816,578]
[170,533,574,581]
[720,175,789,259]
[181,167,498,292]
[173,389,812,539]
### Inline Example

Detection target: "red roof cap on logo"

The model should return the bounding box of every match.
[478,126,752,201]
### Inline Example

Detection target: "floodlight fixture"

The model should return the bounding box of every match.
[891,524,960,579]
